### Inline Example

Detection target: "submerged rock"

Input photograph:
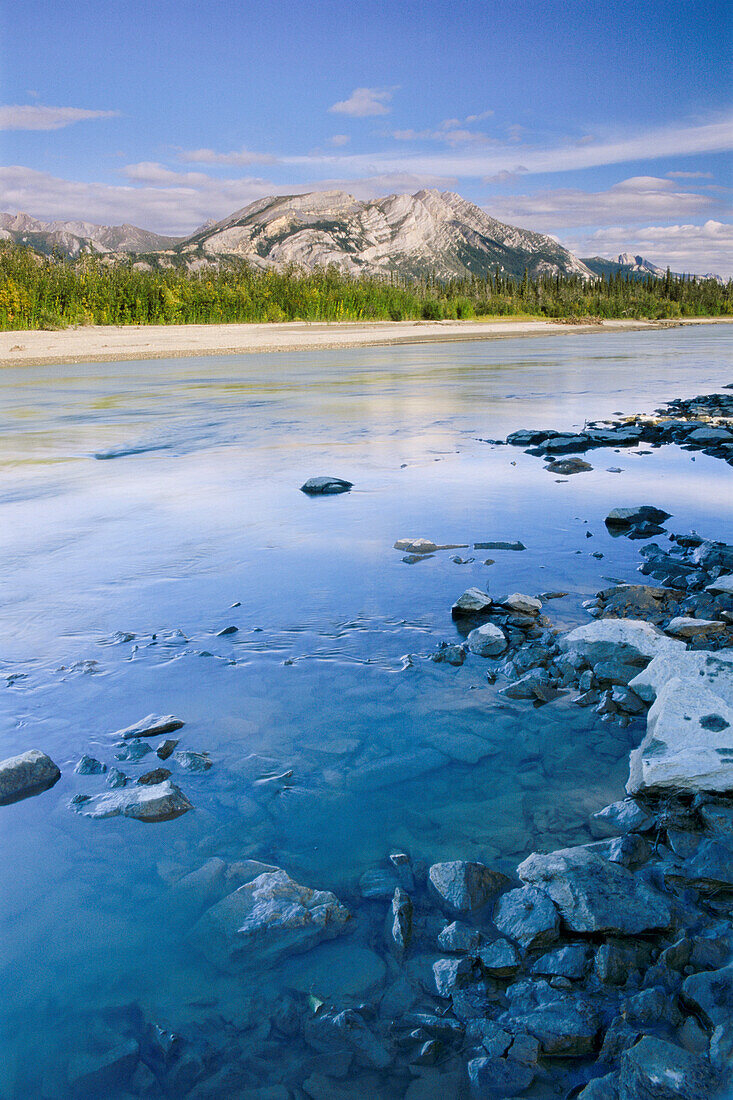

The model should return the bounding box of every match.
[173,750,213,772]
[0,749,61,805]
[115,714,184,740]
[70,779,192,822]
[192,869,351,968]
[605,505,671,528]
[429,860,509,913]
[300,476,353,495]
[474,540,526,552]
[545,457,593,475]
[517,846,672,934]
[74,754,107,775]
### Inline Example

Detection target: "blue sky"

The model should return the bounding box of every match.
[1,0,731,273]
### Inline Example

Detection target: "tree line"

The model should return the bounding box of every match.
[0,241,730,330]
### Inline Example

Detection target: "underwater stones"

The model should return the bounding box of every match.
[467,1055,535,1097]
[682,965,733,1028]
[492,886,560,950]
[114,739,153,762]
[192,869,351,968]
[437,921,484,954]
[300,476,353,495]
[517,846,672,935]
[619,1036,722,1100]
[431,642,466,665]
[390,887,413,956]
[466,622,508,657]
[433,956,473,997]
[559,618,684,666]
[451,587,493,616]
[116,714,184,740]
[74,755,106,775]
[173,750,213,772]
[70,779,192,822]
[0,749,61,805]
[428,860,510,913]
[627,677,733,795]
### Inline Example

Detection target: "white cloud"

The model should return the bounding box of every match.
[178,146,278,166]
[483,176,725,231]
[565,221,733,278]
[465,110,494,123]
[329,87,395,117]
[329,135,350,146]
[391,127,490,146]
[666,170,714,179]
[0,104,120,131]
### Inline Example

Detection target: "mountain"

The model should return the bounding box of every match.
[0,191,593,280]
[171,189,595,280]
[0,212,179,259]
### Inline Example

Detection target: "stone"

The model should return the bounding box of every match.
[114,739,153,762]
[592,660,642,686]
[517,846,672,934]
[173,750,213,772]
[545,457,593,474]
[432,956,473,997]
[70,779,193,822]
[474,540,526,552]
[430,643,466,666]
[493,886,560,950]
[466,623,507,657]
[67,1034,139,1096]
[467,1056,535,1097]
[707,574,733,595]
[192,869,351,967]
[74,755,106,775]
[664,837,733,892]
[105,767,128,788]
[428,860,509,913]
[687,426,733,444]
[605,506,671,528]
[451,588,492,616]
[138,767,171,785]
[628,649,733,706]
[666,616,726,638]
[115,714,184,739]
[559,619,685,666]
[479,939,521,978]
[359,868,400,899]
[611,686,646,714]
[157,738,179,760]
[499,668,551,700]
[590,799,652,839]
[500,593,542,615]
[391,887,413,956]
[510,1000,598,1057]
[508,1033,541,1066]
[682,965,733,1028]
[437,921,484,954]
[0,749,61,805]
[627,676,733,795]
[619,1036,721,1099]
[300,477,352,495]
[531,945,590,980]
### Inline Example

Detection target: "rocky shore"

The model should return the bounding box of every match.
[2,390,732,1099]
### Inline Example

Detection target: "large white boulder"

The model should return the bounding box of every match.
[628,649,733,705]
[627,677,733,795]
[467,622,507,657]
[706,574,733,595]
[559,619,684,666]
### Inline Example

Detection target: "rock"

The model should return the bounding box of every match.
[605,506,672,529]
[509,999,598,1058]
[499,668,551,700]
[594,660,644,685]
[517,846,672,934]
[192,869,351,967]
[682,965,733,1028]
[493,886,560,950]
[430,643,466,666]
[611,686,646,714]
[559,618,685,665]
[546,457,593,474]
[67,1034,139,1096]
[508,1032,541,1066]
[627,676,733,795]
[432,956,473,997]
[157,738,179,760]
[500,593,542,615]
[628,649,733,706]
[114,739,153,762]
[391,887,413,956]
[451,588,493,616]
[590,799,653,839]
[467,1056,535,1097]
[74,754,107,775]
[0,749,61,805]
[619,1036,722,1099]
[474,540,526,552]
[300,477,352,495]
[666,616,727,638]
[70,779,193,822]
[428,860,509,913]
[216,625,238,636]
[710,1023,733,1072]
[359,868,400,899]
[173,750,213,772]
[531,945,590,980]
[507,429,554,445]
[304,1008,391,1069]
[115,714,184,739]
[479,939,521,978]
[138,767,171,785]
[106,767,128,788]
[687,426,733,444]
[707,574,733,595]
[664,837,733,892]
[466,623,507,657]
[437,921,484,954]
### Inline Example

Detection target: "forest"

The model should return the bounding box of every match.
[0,240,730,330]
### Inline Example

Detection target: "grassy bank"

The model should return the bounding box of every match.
[1,241,730,331]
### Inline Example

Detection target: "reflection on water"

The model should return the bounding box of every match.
[0,326,731,1096]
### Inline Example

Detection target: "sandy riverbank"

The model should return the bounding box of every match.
[0,316,728,368]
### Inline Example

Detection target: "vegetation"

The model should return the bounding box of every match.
[0,241,730,331]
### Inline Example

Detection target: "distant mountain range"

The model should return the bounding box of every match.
[0,191,721,282]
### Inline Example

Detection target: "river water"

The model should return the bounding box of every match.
[0,324,731,1097]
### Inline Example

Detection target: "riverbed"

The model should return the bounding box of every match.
[0,324,731,1097]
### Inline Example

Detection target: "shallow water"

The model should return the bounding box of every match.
[0,324,731,1096]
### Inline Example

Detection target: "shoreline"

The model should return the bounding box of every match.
[0,315,728,368]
